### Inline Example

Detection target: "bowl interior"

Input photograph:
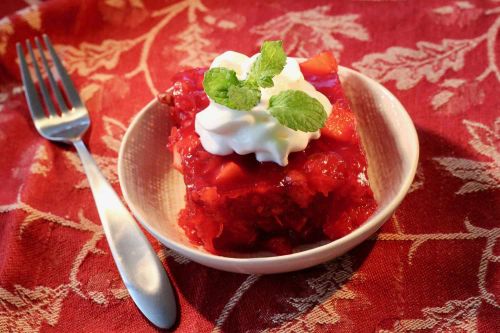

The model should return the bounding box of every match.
[118,66,418,261]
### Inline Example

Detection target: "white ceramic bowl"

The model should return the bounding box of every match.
[117,66,419,274]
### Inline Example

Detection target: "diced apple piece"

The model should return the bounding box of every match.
[199,187,219,204]
[215,161,246,185]
[299,51,338,76]
[321,103,356,142]
[172,145,182,171]
[284,170,314,207]
[303,152,346,196]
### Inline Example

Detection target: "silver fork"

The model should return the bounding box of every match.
[17,35,176,329]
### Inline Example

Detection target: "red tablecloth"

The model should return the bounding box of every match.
[0,0,499,332]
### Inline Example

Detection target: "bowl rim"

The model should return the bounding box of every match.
[117,65,419,266]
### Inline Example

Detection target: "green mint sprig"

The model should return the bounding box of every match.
[203,68,261,111]
[202,40,327,132]
[269,90,327,132]
[247,40,286,88]
[203,40,285,110]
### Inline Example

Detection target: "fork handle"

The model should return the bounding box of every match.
[73,140,177,329]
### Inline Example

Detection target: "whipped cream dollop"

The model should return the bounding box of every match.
[195,51,332,166]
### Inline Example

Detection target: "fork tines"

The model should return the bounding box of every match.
[17,35,83,119]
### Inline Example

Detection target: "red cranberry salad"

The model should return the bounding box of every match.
[158,41,377,255]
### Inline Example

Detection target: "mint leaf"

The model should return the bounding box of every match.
[269,90,327,132]
[247,40,286,88]
[203,40,288,111]
[203,67,260,110]
[203,67,240,105]
[227,84,261,110]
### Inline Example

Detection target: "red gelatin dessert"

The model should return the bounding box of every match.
[159,51,377,255]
